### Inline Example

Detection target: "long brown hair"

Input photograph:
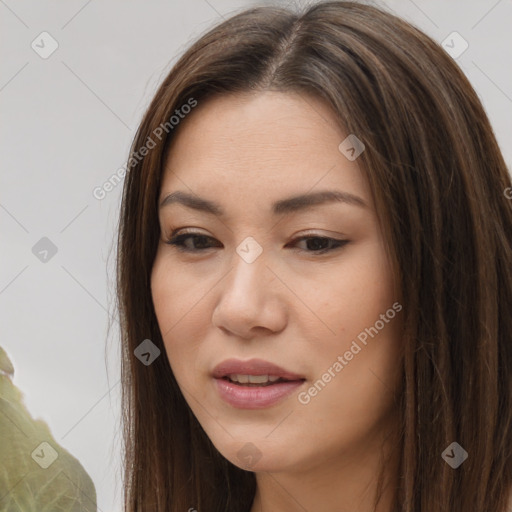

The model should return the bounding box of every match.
[115,1,512,510]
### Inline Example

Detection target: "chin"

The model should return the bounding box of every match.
[212,435,301,473]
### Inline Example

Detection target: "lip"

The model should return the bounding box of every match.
[212,358,306,409]
[212,358,305,380]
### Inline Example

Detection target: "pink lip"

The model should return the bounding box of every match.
[214,378,304,409]
[212,358,306,409]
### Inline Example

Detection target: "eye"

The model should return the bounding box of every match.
[164,230,348,255]
[288,235,348,254]
[165,232,221,252]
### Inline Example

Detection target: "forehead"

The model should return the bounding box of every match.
[159,91,370,209]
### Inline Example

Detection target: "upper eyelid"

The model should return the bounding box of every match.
[166,227,346,239]
[168,232,342,240]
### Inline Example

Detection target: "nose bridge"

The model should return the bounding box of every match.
[211,236,286,337]
[226,238,269,298]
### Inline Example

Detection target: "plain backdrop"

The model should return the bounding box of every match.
[1,0,511,510]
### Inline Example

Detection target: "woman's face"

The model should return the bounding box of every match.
[151,91,403,473]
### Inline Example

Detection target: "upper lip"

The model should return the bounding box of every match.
[212,358,305,381]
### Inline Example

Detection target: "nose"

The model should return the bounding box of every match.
[211,250,287,340]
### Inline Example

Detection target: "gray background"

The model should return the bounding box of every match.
[1,0,511,510]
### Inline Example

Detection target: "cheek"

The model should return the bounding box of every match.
[304,239,398,341]
[309,239,402,399]
[150,255,208,378]
[151,250,212,333]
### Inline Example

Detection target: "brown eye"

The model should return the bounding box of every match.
[288,236,349,254]
[165,232,220,252]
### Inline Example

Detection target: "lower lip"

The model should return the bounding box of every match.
[214,378,305,409]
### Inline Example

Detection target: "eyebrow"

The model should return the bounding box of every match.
[159,189,368,216]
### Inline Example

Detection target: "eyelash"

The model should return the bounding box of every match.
[164,231,349,255]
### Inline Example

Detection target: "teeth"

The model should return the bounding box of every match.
[228,374,281,384]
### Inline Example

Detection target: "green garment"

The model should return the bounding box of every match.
[0,346,97,511]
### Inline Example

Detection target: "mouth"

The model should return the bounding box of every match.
[212,357,306,381]
[212,358,306,409]
[220,374,305,387]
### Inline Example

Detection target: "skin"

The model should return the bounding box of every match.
[151,90,404,512]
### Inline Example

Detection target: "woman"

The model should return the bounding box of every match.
[115,1,512,511]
